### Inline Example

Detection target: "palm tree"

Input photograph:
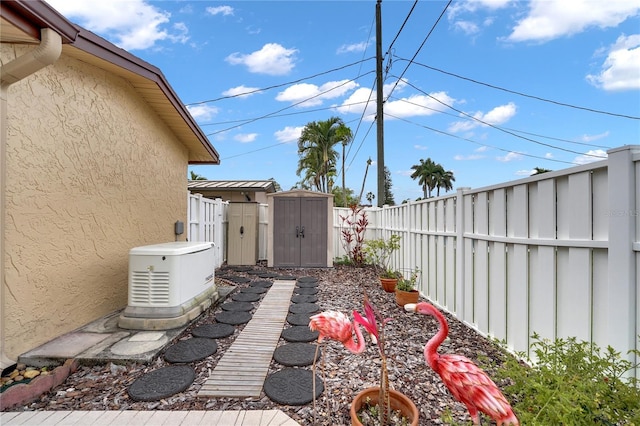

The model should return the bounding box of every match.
[383,166,395,206]
[357,157,373,205]
[189,171,207,180]
[433,167,455,197]
[532,167,552,175]
[410,158,439,198]
[297,117,352,193]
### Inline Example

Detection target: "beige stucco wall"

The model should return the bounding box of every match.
[2,44,189,359]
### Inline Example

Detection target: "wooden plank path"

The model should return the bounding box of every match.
[198,280,296,398]
[0,410,300,425]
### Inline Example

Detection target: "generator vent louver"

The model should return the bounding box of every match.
[130,270,171,305]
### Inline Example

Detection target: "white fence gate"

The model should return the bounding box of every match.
[335,145,639,378]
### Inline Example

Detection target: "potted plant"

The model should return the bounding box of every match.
[363,235,402,292]
[309,295,419,425]
[395,269,420,307]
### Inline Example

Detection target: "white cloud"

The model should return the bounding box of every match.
[449,102,517,133]
[274,126,304,143]
[507,0,640,42]
[46,0,183,50]
[579,131,610,142]
[496,152,523,162]
[454,154,485,160]
[475,146,490,152]
[586,34,640,91]
[276,80,358,107]
[544,152,554,159]
[573,149,608,165]
[226,43,298,76]
[337,41,370,54]
[186,104,218,121]
[206,6,234,16]
[222,85,261,99]
[515,169,533,176]
[454,21,480,36]
[414,145,428,151]
[234,133,258,143]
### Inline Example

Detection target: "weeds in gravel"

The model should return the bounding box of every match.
[490,333,640,425]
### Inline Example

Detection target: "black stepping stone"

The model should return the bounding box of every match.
[294,287,318,295]
[231,292,261,302]
[250,280,273,288]
[246,270,265,275]
[231,266,253,272]
[277,275,297,280]
[241,286,267,294]
[296,281,318,288]
[128,365,195,401]
[163,338,218,363]
[289,303,319,314]
[287,313,311,326]
[273,343,321,367]
[291,294,318,304]
[228,276,251,284]
[215,311,252,325]
[264,368,323,405]
[216,275,234,281]
[221,301,254,312]
[259,272,278,278]
[282,326,319,343]
[297,276,318,283]
[191,323,235,339]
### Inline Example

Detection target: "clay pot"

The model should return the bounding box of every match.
[379,278,398,293]
[395,289,419,307]
[350,387,419,426]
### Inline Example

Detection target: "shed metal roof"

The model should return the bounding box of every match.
[188,180,276,192]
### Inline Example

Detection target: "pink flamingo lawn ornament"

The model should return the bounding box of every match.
[308,310,366,354]
[405,302,519,426]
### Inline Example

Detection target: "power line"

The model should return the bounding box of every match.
[186,57,374,106]
[398,77,608,160]
[399,58,640,120]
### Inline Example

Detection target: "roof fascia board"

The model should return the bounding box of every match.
[2,0,78,43]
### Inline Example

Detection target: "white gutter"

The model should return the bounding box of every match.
[0,28,62,371]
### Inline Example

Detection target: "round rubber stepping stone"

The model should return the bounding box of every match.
[228,276,251,284]
[277,275,297,280]
[264,368,324,405]
[221,301,254,312]
[128,365,195,401]
[231,266,253,272]
[163,338,218,363]
[297,276,318,283]
[241,286,267,294]
[296,281,318,288]
[191,323,235,339]
[273,343,321,367]
[282,326,320,343]
[232,292,261,302]
[247,270,265,275]
[289,303,319,314]
[215,311,252,325]
[259,272,278,278]
[250,280,273,288]
[294,287,318,295]
[291,294,318,304]
[216,275,233,281]
[287,313,311,326]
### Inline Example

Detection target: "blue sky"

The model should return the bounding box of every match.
[47,0,639,203]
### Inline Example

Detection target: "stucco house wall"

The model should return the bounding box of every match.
[1,1,219,363]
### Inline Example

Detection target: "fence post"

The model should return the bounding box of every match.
[455,187,470,315]
[606,145,639,377]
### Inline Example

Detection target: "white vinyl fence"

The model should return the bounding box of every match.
[187,195,268,268]
[335,145,639,377]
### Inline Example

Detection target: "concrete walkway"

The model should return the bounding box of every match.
[0,409,300,425]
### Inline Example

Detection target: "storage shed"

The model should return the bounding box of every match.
[266,190,333,268]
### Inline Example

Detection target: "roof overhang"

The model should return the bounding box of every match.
[1,0,219,165]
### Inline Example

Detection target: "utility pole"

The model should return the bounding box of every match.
[375,0,385,207]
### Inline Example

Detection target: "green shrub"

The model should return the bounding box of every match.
[493,333,640,425]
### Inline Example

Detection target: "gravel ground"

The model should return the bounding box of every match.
[9,265,517,425]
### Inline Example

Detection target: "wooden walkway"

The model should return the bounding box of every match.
[197,280,296,398]
[0,409,300,425]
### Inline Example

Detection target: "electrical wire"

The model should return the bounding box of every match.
[398,58,640,120]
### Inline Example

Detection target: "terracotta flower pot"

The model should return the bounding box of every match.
[395,289,419,307]
[350,387,419,426]
[379,277,398,293]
